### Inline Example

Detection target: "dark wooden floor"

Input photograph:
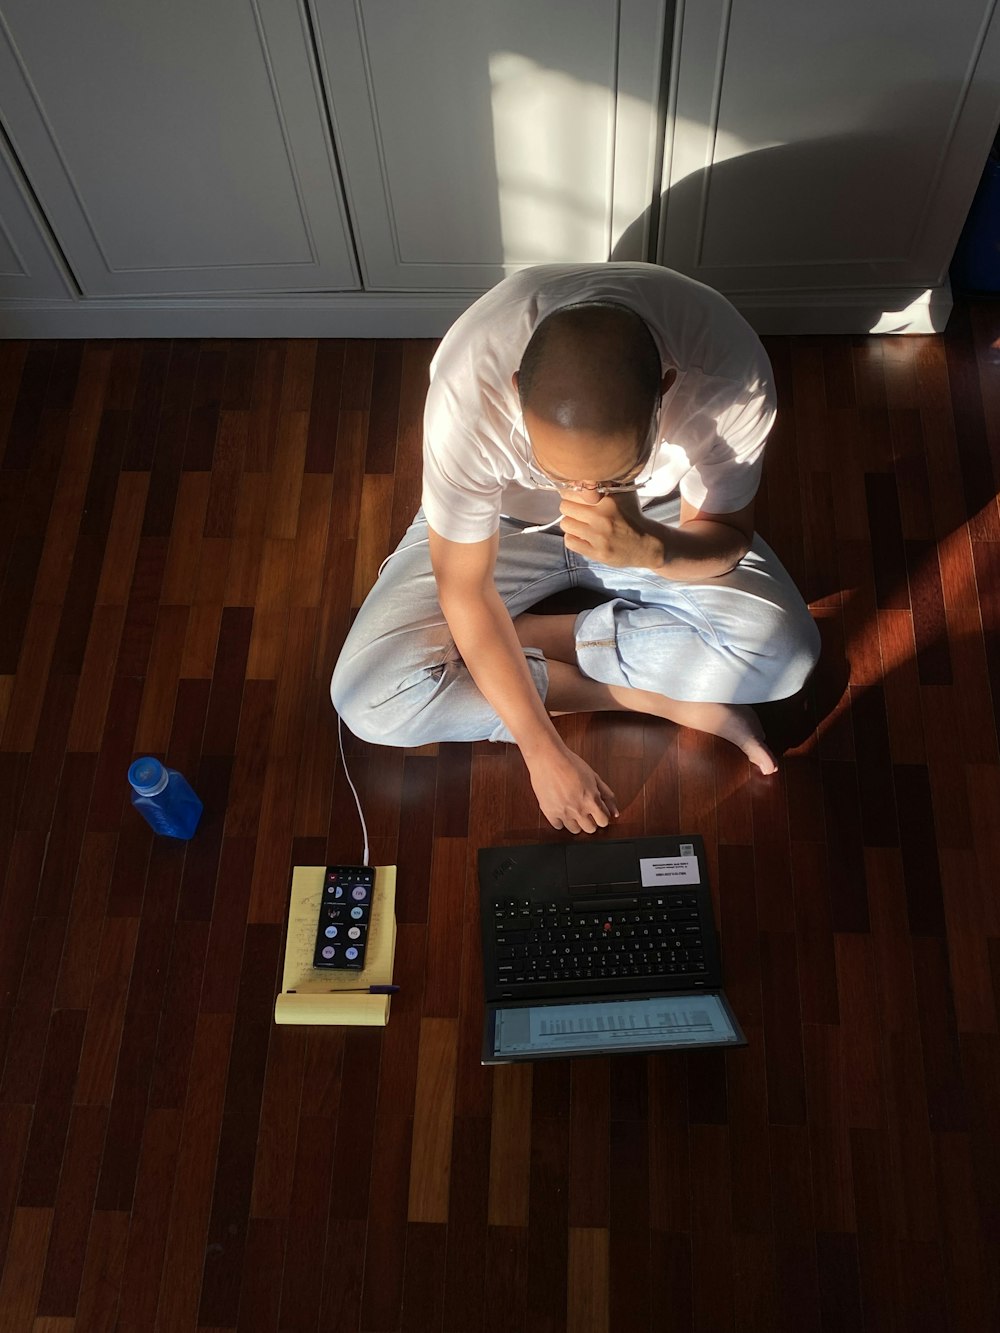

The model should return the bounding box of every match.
[1,309,999,1333]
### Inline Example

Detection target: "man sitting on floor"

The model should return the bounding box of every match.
[331,262,820,835]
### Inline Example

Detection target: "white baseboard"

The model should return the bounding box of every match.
[0,282,953,339]
[0,291,478,339]
[731,281,954,335]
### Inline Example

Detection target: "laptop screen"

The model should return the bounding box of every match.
[487,991,743,1061]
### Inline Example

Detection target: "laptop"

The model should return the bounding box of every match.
[478,833,747,1063]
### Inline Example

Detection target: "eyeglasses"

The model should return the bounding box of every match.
[512,402,660,497]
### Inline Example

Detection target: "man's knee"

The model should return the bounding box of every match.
[330,649,439,749]
[750,600,820,700]
[331,652,390,746]
[621,598,819,704]
[785,602,822,678]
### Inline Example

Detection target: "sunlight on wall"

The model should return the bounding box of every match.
[667,118,781,189]
[488,51,775,269]
[488,52,614,264]
[488,52,693,267]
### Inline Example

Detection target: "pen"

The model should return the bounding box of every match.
[287,985,399,994]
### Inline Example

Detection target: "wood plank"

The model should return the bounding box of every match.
[121,342,170,471]
[933,1129,995,1332]
[265,410,308,540]
[304,341,345,474]
[73,1208,129,1333]
[759,930,807,1127]
[204,408,249,538]
[114,533,167,678]
[247,753,298,924]
[95,471,150,607]
[0,1208,53,1330]
[488,1063,533,1228]
[250,1027,305,1219]
[244,341,285,472]
[181,342,226,471]
[277,1113,338,1330]
[608,1115,650,1332]
[160,470,211,604]
[1,603,61,753]
[365,340,403,474]
[17,1008,87,1209]
[440,1113,491,1333]
[408,1017,458,1224]
[526,1111,570,1333]
[114,1107,181,1330]
[224,470,269,607]
[568,1058,610,1229]
[154,1012,233,1332]
[689,1125,734,1330]
[567,1227,609,1333]
[65,604,126,753]
[328,1028,381,1223]
[423,837,468,1019]
[400,1221,447,1333]
[727,1030,772,1234]
[350,472,394,611]
[289,470,333,610]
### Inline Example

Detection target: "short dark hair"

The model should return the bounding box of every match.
[517,301,662,439]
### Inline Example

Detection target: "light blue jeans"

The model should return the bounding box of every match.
[330,497,820,745]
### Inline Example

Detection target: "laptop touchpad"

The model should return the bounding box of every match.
[565,841,639,891]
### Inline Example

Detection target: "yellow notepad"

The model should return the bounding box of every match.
[274,864,397,1026]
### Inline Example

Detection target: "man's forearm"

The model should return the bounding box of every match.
[641,517,751,581]
[439,586,563,759]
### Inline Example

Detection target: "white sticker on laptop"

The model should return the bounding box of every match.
[639,855,700,887]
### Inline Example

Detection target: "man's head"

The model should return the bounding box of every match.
[513,301,668,497]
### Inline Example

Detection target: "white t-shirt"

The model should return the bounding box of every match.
[421,262,775,543]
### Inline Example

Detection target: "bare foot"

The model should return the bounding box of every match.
[718,704,778,775]
[667,699,778,773]
[608,690,779,774]
[527,658,780,773]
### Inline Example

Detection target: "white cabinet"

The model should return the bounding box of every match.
[657,0,1000,332]
[0,0,359,296]
[1,0,999,335]
[310,0,669,289]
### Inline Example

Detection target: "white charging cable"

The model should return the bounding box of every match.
[340,514,565,861]
[337,713,370,866]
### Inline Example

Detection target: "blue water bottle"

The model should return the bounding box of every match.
[127,757,203,839]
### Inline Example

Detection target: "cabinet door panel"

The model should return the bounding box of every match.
[661,0,1000,293]
[0,0,359,295]
[0,133,73,301]
[314,0,668,289]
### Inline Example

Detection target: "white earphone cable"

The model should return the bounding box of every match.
[337,713,370,866]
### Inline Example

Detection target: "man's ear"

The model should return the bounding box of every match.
[512,370,520,394]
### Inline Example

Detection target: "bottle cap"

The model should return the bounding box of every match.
[128,757,169,797]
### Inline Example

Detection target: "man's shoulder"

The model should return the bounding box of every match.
[429,261,768,403]
[436,262,678,345]
[431,263,675,381]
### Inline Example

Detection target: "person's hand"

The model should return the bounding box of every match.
[525,743,619,833]
[558,491,663,568]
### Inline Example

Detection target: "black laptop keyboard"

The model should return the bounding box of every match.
[493,892,708,986]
